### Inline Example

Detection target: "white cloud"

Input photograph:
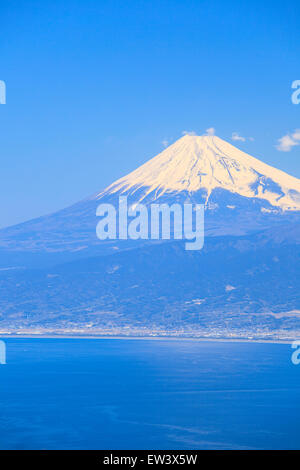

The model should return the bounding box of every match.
[204,127,215,136]
[182,128,216,137]
[225,284,236,292]
[182,130,196,136]
[276,129,300,152]
[162,139,169,148]
[231,132,246,142]
[292,129,300,140]
[276,135,298,152]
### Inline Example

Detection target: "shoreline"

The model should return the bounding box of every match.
[0,334,294,344]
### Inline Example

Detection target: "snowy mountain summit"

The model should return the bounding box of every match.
[99,135,300,212]
[0,134,300,255]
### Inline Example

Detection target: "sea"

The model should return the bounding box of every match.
[0,338,299,450]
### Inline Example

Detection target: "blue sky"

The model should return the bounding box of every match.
[0,0,299,228]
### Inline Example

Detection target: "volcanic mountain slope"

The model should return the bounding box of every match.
[0,135,299,259]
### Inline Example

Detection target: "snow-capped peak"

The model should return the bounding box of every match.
[96,135,300,211]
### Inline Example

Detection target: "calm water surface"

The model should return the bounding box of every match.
[0,338,299,449]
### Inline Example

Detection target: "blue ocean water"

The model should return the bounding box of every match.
[0,338,299,450]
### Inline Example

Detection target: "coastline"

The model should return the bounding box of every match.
[0,334,294,344]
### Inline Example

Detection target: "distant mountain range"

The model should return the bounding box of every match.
[0,135,299,339]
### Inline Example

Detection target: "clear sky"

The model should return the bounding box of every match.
[0,0,299,228]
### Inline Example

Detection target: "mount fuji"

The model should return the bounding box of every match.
[99,134,300,211]
[0,134,299,339]
[0,134,299,263]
